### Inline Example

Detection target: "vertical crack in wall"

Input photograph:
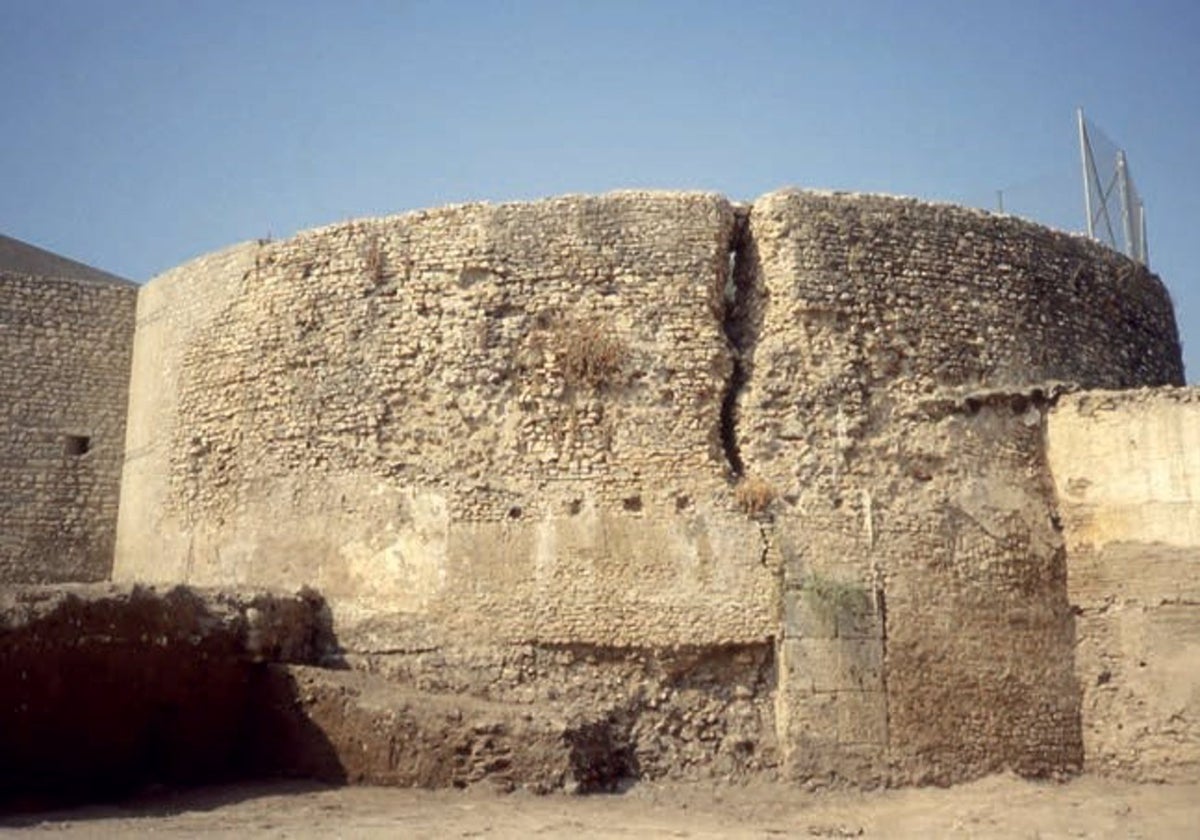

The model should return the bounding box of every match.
[875,585,891,752]
[719,206,757,478]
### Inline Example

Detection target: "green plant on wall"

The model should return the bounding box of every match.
[800,571,873,626]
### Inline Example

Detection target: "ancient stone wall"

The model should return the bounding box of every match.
[1047,388,1200,782]
[113,193,776,653]
[115,242,257,577]
[0,271,137,582]
[736,190,1181,784]
[107,188,1186,787]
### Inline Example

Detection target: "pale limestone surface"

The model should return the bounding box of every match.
[113,193,775,650]
[114,242,258,586]
[1048,389,1200,781]
[739,190,1179,784]
[6,188,1192,789]
[106,189,1189,786]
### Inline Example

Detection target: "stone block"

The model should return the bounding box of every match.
[782,587,836,639]
[836,690,888,746]
[783,637,883,693]
[782,638,841,693]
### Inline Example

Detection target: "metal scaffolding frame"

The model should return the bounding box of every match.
[1078,108,1148,265]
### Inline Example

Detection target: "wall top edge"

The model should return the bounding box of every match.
[143,186,1150,286]
[0,233,132,287]
[1054,386,1200,414]
[0,268,138,291]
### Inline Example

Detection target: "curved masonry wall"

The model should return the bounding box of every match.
[737,190,1182,783]
[108,188,1184,786]
[115,193,775,652]
[0,271,137,582]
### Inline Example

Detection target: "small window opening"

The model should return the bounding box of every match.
[63,435,90,456]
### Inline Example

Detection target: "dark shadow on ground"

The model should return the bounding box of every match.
[0,584,346,815]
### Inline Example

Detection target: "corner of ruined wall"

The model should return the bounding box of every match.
[0,270,138,583]
[1047,386,1200,782]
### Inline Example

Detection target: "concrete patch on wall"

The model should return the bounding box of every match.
[1048,388,1200,781]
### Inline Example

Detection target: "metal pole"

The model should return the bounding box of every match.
[1139,202,1149,266]
[996,190,1004,213]
[1078,108,1095,239]
[1117,151,1136,260]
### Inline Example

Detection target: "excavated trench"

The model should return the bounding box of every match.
[0,585,777,810]
[0,585,336,809]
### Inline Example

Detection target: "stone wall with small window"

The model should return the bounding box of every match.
[0,270,137,582]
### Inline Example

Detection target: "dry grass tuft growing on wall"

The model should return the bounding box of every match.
[363,236,385,283]
[555,318,627,390]
[735,474,776,515]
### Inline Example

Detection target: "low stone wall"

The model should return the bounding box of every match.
[1047,388,1200,782]
[0,584,329,806]
[0,584,770,806]
[0,271,136,583]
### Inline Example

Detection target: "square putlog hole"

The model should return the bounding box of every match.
[63,435,91,456]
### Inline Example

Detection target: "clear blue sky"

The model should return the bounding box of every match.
[3,1,1198,376]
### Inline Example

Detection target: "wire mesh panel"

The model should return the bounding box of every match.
[1079,110,1148,264]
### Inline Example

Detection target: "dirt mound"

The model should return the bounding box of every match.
[0,584,697,809]
[255,665,633,793]
[0,584,330,808]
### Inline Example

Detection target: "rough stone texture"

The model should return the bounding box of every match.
[0,583,768,805]
[1047,388,1200,782]
[12,187,1180,793]
[259,644,774,794]
[342,642,777,783]
[114,193,775,651]
[736,190,1181,784]
[0,270,137,583]
[255,664,610,793]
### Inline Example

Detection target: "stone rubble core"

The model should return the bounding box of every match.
[1,188,1194,803]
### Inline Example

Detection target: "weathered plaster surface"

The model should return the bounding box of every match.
[1048,388,1200,781]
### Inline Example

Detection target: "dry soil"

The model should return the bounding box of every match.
[2,774,1197,838]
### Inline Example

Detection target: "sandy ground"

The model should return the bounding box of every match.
[2,775,1198,839]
